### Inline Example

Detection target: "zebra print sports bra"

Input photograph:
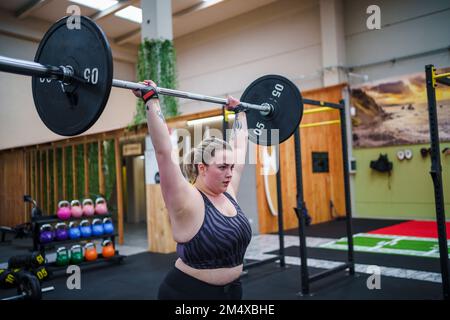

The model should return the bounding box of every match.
[176,190,252,269]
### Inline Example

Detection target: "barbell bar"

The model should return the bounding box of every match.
[111,79,272,114]
[0,15,304,145]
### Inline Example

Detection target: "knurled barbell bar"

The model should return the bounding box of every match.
[0,16,303,146]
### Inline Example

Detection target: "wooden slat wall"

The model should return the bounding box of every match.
[146,185,177,253]
[72,145,77,199]
[256,84,347,233]
[83,143,89,196]
[62,147,66,200]
[98,140,105,195]
[46,150,50,214]
[114,138,124,245]
[24,151,29,219]
[0,150,27,226]
[53,148,58,213]
[39,150,44,209]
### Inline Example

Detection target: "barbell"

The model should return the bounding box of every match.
[0,16,304,146]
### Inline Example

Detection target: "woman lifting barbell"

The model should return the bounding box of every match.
[132,80,252,300]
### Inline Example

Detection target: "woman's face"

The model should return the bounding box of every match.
[198,149,235,194]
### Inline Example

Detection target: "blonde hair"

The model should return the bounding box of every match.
[181,137,232,184]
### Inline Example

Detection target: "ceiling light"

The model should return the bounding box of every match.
[70,0,118,11]
[115,6,142,24]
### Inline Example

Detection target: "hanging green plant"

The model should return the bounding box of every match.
[131,38,179,126]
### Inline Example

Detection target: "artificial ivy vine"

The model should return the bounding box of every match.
[132,38,179,126]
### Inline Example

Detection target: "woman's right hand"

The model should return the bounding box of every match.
[132,80,159,101]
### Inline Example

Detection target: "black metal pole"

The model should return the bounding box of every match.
[293,128,309,295]
[425,65,449,300]
[276,149,286,267]
[222,106,227,141]
[339,100,355,275]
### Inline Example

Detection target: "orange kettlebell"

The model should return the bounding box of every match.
[102,240,115,259]
[84,242,98,261]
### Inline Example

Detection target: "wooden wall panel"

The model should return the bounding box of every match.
[0,150,27,227]
[114,138,124,245]
[62,147,66,200]
[39,150,43,209]
[53,148,58,213]
[98,140,105,196]
[257,84,346,233]
[46,150,50,214]
[83,144,89,196]
[146,185,176,253]
[72,145,77,199]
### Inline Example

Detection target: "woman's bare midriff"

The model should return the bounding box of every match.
[175,258,243,286]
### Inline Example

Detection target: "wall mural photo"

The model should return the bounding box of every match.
[350,68,450,148]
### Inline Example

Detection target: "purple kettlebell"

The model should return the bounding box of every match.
[39,224,54,243]
[55,222,69,241]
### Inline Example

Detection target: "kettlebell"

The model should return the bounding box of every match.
[103,217,114,234]
[95,197,108,215]
[84,242,98,261]
[91,218,104,236]
[102,240,115,259]
[57,200,71,220]
[56,247,70,266]
[39,224,54,243]
[55,222,69,241]
[82,198,95,217]
[68,221,81,240]
[70,200,83,218]
[80,219,92,238]
[70,245,84,264]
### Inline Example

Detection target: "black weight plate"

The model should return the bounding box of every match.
[32,16,113,136]
[241,75,303,146]
[17,273,41,300]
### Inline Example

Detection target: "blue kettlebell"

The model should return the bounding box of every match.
[91,219,104,236]
[39,224,54,243]
[80,220,92,238]
[68,221,81,240]
[103,218,114,234]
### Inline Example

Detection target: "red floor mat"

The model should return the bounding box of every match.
[367,220,450,239]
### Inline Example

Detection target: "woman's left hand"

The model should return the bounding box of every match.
[225,95,241,111]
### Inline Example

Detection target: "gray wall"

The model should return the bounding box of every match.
[344,0,450,83]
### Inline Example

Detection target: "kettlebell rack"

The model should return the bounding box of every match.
[31,213,124,275]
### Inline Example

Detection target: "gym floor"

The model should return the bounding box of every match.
[0,218,445,300]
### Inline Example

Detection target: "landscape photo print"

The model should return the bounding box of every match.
[350,68,450,148]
